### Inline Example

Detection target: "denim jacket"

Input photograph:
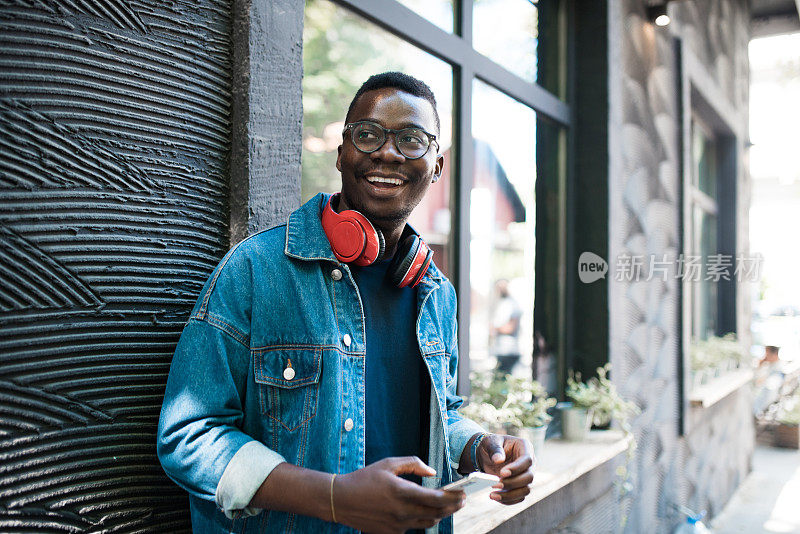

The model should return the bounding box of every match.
[157,193,485,533]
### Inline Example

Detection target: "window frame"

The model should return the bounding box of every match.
[679,45,741,434]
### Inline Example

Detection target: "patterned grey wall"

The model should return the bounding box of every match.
[607,0,753,532]
[672,0,751,112]
[608,3,682,530]
[0,1,231,531]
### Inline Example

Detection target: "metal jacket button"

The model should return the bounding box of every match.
[283,359,295,380]
[344,418,354,431]
[331,268,343,281]
[343,334,351,347]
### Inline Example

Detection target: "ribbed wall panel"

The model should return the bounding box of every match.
[1,1,231,531]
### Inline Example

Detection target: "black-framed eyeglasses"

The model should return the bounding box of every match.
[343,121,439,160]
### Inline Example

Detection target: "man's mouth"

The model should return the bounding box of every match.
[364,174,405,187]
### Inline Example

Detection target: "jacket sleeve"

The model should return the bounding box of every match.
[156,319,286,517]
[156,243,286,518]
[441,283,486,469]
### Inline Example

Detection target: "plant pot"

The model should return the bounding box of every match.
[774,423,800,449]
[560,404,592,441]
[700,369,710,385]
[691,370,704,389]
[517,425,548,459]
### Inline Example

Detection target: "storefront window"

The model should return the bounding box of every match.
[470,80,537,376]
[302,0,455,275]
[303,0,569,386]
[690,118,719,341]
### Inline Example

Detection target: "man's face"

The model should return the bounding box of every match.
[336,88,444,226]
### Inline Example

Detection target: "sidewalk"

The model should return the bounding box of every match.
[711,444,800,533]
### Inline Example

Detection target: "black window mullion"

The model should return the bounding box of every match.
[454,63,474,395]
[456,0,472,43]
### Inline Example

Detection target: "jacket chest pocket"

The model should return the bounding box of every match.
[253,348,322,432]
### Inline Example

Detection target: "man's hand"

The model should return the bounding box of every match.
[335,456,466,534]
[460,433,535,505]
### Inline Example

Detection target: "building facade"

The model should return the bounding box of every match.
[0,0,770,532]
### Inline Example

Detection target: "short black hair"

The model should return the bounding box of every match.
[345,71,440,133]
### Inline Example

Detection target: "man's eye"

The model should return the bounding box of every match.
[358,130,379,140]
[401,134,424,145]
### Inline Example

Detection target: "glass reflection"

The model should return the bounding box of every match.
[693,121,717,198]
[692,207,718,341]
[397,0,454,33]
[473,0,538,84]
[302,0,454,276]
[470,80,537,378]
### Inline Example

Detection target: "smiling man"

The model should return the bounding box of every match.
[157,72,535,534]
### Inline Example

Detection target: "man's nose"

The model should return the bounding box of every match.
[370,134,405,163]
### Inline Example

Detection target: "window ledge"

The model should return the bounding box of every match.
[453,430,633,534]
[689,367,754,409]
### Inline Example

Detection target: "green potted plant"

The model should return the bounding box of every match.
[461,371,557,456]
[690,333,749,386]
[561,364,640,441]
[689,344,713,388]
[501,375,557,458]
[461,370,512,434]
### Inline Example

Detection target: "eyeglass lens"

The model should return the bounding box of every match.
[351,122,430,158]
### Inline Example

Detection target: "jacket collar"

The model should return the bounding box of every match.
[284,192,444,283]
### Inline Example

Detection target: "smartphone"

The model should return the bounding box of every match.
[440,472,500,495]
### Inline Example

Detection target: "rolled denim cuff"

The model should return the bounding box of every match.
[447,416,487,470]
[215,440,286,519]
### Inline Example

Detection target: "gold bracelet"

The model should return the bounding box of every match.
[330,473,337,524]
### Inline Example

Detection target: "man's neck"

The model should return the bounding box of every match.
[379,224,405,260]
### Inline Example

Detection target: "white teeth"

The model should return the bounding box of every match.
[366,176,403,186]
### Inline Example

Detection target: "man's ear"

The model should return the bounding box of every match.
[336,145,343,172]
[431,154,444,183]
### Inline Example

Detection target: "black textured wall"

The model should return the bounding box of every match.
[0,1,231,531]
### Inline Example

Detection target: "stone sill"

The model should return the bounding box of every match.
[453,430,633,534]
[689,368,754,409]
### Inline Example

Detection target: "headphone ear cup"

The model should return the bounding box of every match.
[409,248,433,288]
[322,193,383,266]
[387,235,420,287]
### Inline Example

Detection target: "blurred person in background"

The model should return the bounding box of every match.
[490,279,522,375]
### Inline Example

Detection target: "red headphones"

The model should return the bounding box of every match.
[321,193,434,288]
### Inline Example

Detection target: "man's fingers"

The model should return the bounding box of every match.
[482,434,507,464]
[494,470,534,490]
[497,453,533,478]
[399,481,465,509]
[398,501,464,522]
[490,485,531,504]
[396,501,453,521]
[388,456,437,478]
[411,517,441,530]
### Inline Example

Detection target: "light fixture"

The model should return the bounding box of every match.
[647,4,671,26]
